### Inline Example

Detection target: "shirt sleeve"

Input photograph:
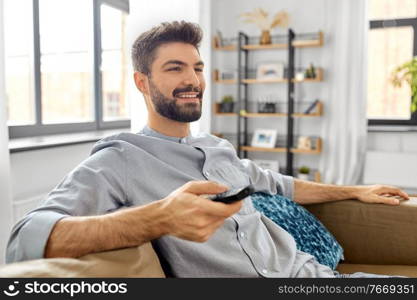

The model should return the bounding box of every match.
[238,158,294,200]
[5,144,128,263]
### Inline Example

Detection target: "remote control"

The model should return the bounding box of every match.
[208,185,255,204]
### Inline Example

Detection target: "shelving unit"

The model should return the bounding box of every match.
[213,30,324,182]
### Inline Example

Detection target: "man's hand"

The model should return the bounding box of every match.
[157,181,243,242]
[353,184,410,205]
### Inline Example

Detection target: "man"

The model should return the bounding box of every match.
[6,21,408,277]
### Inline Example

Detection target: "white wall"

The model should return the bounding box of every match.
[0,0,14,264]
[128,0,212,134]
[365,132,417,194]
[9,143,94,220]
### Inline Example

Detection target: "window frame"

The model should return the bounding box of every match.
[8,0,130,139]
[368,17,417,126]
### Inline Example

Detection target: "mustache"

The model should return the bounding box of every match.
[172,85,202,98]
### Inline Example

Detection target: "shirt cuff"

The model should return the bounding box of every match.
[9,211,67,262]
[278,174,294,200]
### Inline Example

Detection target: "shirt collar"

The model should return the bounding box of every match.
[139,125,191,143]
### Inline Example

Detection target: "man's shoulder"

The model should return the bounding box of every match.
[91,132,150,155]
[191,132,235,150]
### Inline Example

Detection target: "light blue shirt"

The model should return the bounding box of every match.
[6,126,335,277]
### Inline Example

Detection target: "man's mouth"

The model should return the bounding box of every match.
[174,92,201,102]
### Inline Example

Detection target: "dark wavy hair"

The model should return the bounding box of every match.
[131,21,203,75]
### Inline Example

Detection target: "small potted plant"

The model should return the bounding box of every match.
[220,95,235,113]
[391,56,417,113]
[304,63,316,79]
[297,166,310,181]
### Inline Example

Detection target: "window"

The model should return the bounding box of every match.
[367,0,417,125]
[4,0,130,138]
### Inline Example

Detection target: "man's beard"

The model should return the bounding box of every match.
[148,79,203,122]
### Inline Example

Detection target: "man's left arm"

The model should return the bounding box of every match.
[294,179,410,206]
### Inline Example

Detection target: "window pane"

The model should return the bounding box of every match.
[39,0,93,124]
[367,27,413,120]
[369,0,417,20]
[101,4,129,121]
[4,0,35,126]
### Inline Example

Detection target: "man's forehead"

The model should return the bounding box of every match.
[153,42,202,66]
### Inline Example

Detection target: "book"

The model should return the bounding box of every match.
[303,99,319,114]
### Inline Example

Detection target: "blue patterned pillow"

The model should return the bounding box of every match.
[251,192,343,269]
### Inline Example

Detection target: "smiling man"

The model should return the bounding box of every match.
[6,21,409,278]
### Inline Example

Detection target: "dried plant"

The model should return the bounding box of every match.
[240,8,289,31]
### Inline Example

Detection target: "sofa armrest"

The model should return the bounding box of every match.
[304,197,417,265]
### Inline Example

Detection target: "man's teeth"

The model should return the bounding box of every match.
[177,94,198,98]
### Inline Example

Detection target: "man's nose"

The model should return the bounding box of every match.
[182,69,200,87]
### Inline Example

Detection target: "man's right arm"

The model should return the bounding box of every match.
[45,200,166,258]
[45,181,242,259]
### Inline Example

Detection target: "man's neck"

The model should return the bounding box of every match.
[147,113,190,138]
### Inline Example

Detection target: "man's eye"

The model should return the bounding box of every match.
[195,68,203,72]
[167,67,181,71]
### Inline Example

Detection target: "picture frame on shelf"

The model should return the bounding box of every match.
[253,159,279,173]
[251,129,277,148]
[256,62,285,80]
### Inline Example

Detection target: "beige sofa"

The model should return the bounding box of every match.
[1,197,417,278]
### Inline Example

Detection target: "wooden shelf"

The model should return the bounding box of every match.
[212,36,236,51]
[213,44,236,51]
[292,101,323,117]
[240,138,322,154]
[292,32,324,48]
[314,171,321,183]
[242,68,323,84]
[213,69,236,84]
[244,112,287,117]
[213,102,323,117]
[214,79,236,84]
[214,32,324,51]
[213,69,323,85]
[241,146,286,153]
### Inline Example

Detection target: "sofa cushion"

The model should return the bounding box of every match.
[0,243,165,278]
[337,263,417,278]
[305,197,417,265]
[252,192,343,270]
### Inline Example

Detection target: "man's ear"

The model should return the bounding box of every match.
[133,72,149,95]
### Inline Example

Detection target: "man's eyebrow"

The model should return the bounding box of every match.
[161,60,204,68]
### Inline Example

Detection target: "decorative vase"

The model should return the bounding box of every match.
[220,102,235,113]
[297,173,310,181]
[260,30,272,45]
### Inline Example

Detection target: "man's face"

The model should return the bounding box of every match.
[146,42,205,122]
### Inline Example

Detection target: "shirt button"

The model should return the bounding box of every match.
[240,232,245,238]
[262,269,268,274]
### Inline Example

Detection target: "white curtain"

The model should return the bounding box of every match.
[0,0,14,264]
[320,0,369,185]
